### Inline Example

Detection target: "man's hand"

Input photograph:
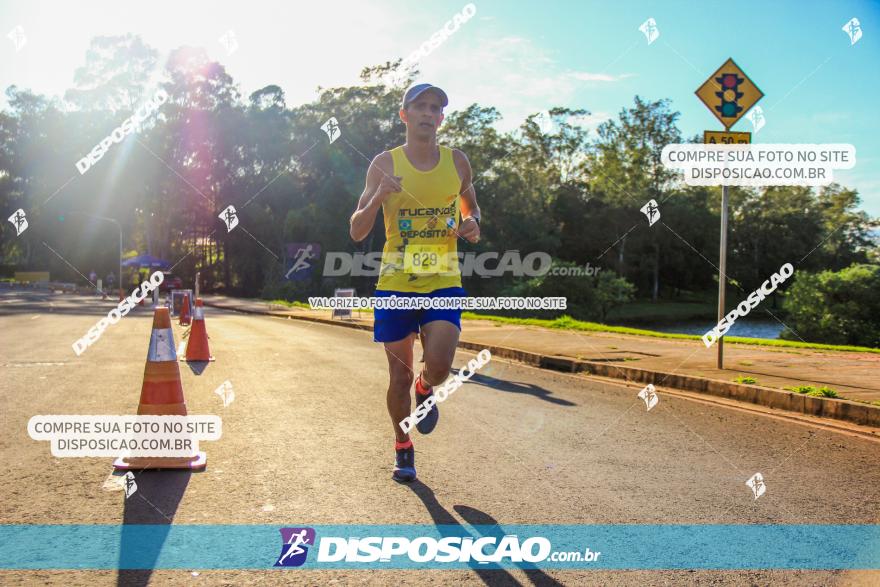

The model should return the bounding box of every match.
[458,217,480,243]
[372,174,404,205]
[350,153,397,242]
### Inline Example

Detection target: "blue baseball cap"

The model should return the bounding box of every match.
[401,83,449,109]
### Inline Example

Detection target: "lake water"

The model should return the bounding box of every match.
[646,319,785,340]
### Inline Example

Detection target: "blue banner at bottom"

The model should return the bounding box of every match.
[1,525,878,570]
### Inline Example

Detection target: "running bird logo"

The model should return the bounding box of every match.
[637,384,659,411]
[219,205,239,232]
[640,199,660,226]
[638,18,659,45]
[380,239,408,277]
[274,527,316,567]
[284,242,321,281]
[122,472,138,499]
[8,208,28,236]
[746,473,766,500]
[842,18,862,45]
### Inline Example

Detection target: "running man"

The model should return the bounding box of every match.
[349,83,481,482]
[277,529,311,565]
[285,244,316,279]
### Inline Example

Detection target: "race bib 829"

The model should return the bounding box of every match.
[404,244,450,274]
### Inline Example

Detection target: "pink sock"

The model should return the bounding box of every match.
[395,439,413,450]
[415,373,432,396]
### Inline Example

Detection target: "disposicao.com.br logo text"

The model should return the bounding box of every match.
[272,529,600,567]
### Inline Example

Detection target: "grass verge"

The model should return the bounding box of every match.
[265,300,879,354]
[458,313,880,354]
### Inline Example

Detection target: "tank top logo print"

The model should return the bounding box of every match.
[378,145,463,293]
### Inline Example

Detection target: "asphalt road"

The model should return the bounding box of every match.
[1,290,878,586]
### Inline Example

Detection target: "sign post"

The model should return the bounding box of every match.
[716,187,729,369]
[696,58,763,369]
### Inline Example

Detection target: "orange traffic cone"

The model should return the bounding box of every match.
[184,298,214,362]
[113,307,207,470]
[179,293,191,326]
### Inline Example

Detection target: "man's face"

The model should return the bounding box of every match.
[400,91,444,138]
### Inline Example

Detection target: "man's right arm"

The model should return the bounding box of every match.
[349,152,398,242]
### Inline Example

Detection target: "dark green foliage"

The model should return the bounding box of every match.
[782,264,880,347]
[1,35,877,347]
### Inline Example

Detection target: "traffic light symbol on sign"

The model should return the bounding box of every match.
[695,58,763,130]
[715,73,744,120]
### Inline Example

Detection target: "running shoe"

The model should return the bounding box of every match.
[392,444,416,482]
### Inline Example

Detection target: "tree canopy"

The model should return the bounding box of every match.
[1,35,877,346]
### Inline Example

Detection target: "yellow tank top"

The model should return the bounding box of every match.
[376,145,463,293]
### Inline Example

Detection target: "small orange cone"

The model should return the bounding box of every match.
[184,298,215,362]
[179,293,192,326]
[114,307,207,470]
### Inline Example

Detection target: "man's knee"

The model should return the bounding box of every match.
[389,365,414,391]
[422,357,452,385]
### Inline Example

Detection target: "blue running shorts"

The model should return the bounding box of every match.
[373,287,466,343]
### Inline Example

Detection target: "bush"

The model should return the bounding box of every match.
[781,264,880,347]
[785,385,840,398]
[785,385,814,394]
[593,271,637,322]
[506,260,635,322]
[733,376,757,384]
[806,387,839,398]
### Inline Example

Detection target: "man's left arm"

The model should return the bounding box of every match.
[453,149,481,243]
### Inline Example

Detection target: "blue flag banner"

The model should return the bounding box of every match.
[1,524,878,570]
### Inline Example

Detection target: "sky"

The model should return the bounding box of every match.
[2,0,879,215]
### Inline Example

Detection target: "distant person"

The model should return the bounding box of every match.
[89,270,97,286]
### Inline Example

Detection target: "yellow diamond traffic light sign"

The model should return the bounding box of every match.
[695,58,763,130]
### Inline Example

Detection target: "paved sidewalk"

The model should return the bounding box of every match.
[202,295,880,405]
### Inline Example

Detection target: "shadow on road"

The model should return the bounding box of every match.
[457,369,576,407]
[116,469,192,587]
[407,480,563,587]
[455,505,564,587]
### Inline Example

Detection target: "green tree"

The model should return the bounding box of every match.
[586,96,683,300]
[782,264,880,347]
[593,270,637,322]
[2,40,877,316]
[65,34,159,113]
